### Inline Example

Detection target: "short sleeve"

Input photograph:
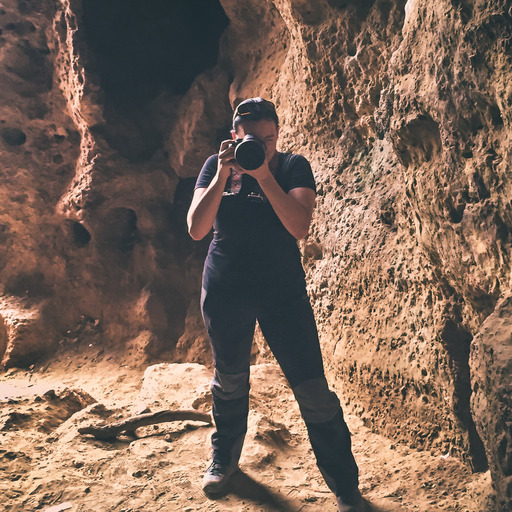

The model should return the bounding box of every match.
[279,153,316,193]
[195,154,218,189]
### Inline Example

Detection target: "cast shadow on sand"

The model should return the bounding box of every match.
[205,469,300,511]
[204,469,390,512]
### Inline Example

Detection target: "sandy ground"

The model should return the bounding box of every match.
[0,342,495,512]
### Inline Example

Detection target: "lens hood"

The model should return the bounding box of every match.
[234,135,266,171]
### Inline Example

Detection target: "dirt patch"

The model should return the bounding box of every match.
[0,344,494,511]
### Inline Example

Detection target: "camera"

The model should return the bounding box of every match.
[232,134,266,171]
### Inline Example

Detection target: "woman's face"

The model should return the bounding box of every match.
[232,119,279,163]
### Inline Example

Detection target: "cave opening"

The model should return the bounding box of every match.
[68,220,91,248]
[81,0,230,161]
[82,0,229,106]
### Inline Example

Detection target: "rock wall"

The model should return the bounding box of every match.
[0,0,511,508]
[0,0,227,366]
[471,295,512,508]
[176,0,512,506]
[0,0,81,364]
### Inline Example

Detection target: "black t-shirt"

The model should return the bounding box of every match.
[195,152,316,293]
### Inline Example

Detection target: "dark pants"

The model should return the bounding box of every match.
[200,282,360,499]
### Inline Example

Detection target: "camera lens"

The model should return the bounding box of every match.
[234,135,266,170]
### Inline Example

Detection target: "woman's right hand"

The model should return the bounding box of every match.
[187,140,238,240]
[217,140,239,179]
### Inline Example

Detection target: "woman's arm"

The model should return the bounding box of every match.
[256,170,316,240]
[187,141,234,240]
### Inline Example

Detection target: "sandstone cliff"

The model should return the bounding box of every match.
[0,0,510,508]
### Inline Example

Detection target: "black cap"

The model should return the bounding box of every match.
[232,97,279,129]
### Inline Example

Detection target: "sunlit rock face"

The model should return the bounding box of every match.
[0,0,81,366]
[215,0,510,506]
[0,0,510,507]
[0,0,228,366]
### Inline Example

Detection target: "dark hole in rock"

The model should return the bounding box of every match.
[99,208,138,252]
[1,127,26,146]
[473,172,490,200]
[393,115,441,167]
[82,0,229,105]
[4,21,36,35]
[453,0,474,23]
[380,203,396,226]
[440,320,488,472]
[0,223,10,244]
[494,214,510,243]
[67,221,91,248]
[448,203,465,223]
[11,194,28,204]
[489,104,504,126]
